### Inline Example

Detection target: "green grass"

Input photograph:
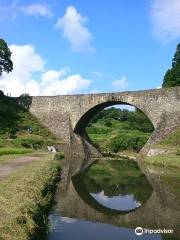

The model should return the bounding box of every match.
[54,152,65,160]
[155,128,180,150]
[145,154,180,168]
[145,127,180,168]
[87,119,151,153]
[0,95,62,154]
[0,147,32,156]
[0,153,61,240]
[0,151,52,166]
[86,159,142,180]
[86,107,154,154]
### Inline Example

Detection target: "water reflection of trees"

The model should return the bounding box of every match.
[82,160,153,204]
[65,161,180,237]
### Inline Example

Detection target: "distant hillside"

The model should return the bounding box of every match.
[86,107,154,153]
[0,93,61,151]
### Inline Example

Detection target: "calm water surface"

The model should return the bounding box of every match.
[48,159,180,240]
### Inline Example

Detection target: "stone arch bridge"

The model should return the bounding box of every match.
[30,87,180,160]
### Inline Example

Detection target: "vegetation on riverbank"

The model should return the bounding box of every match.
[155,128,180,150]
[86,107,154,154]
[0,93,61,153]
[145,154,180,168]
[0,153,61,240]
[145,127,180,168]
[0,147,32,156]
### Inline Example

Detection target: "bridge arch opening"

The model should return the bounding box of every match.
[74,101,154,154]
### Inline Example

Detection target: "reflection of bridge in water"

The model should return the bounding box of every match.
[54,164,180,238]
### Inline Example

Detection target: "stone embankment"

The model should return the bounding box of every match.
[147,148,176,157]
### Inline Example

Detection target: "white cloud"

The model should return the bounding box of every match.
[0,1,53,19]
[112,76,128,90]
[40,71,90,95]
[150,0,180,42]
[91,71,113,79]
[10,44,45,77]
[156,85,162,89]
[91,71,129,92]
[0,44,91,96]
[91,191,109,203]
[55,5,94,52]
[21,4,53,18]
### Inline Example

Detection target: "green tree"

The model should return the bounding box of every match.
[0,39,13,76]
[163,43,180,87]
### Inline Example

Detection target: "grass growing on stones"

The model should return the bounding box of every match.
[0,153,61,240]
[145,154,180,168]
[155,128,180,150]
[145,127,180,168]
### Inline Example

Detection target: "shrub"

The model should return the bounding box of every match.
[86,126,110,134]
[176,150,180,156]
[0,147,32,156]
[109,132,149,153]
[14,135,45,149]
[54,152,64,161]
[104,119,112,127]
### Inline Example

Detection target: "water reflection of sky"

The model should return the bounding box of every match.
[91,190,141,210]
[48,214,162,240]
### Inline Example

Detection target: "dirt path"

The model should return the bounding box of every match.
[0,153,45,180]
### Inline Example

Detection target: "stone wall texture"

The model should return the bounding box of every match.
[30,86,180,157]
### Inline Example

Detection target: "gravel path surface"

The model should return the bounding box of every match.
[0,154,42,180]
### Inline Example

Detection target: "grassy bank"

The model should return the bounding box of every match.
[145,154,180,168]
[0,147,32,156]
[145,128,180,168]
[155,127,180,150]
[0,153,61,240]
[0,94,62,152]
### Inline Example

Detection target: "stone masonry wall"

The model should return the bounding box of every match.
[30,87,180,156]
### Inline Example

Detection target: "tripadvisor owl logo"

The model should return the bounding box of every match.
[135,227,143,235]
[135,227,174,235]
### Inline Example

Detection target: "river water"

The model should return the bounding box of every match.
[47,159,180,240]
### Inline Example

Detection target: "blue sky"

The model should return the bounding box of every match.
[0,0,180,96]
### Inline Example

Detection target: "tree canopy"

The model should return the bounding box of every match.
[163,43,180,88]
[0,39,13,76]
[89,107,154,133]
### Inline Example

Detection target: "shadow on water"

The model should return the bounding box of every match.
[47,158,180,240]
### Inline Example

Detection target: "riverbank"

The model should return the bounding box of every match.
[0,152,61,240]
[144,128,180,168]
[101,150,137,161]
[144,153,180,168]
